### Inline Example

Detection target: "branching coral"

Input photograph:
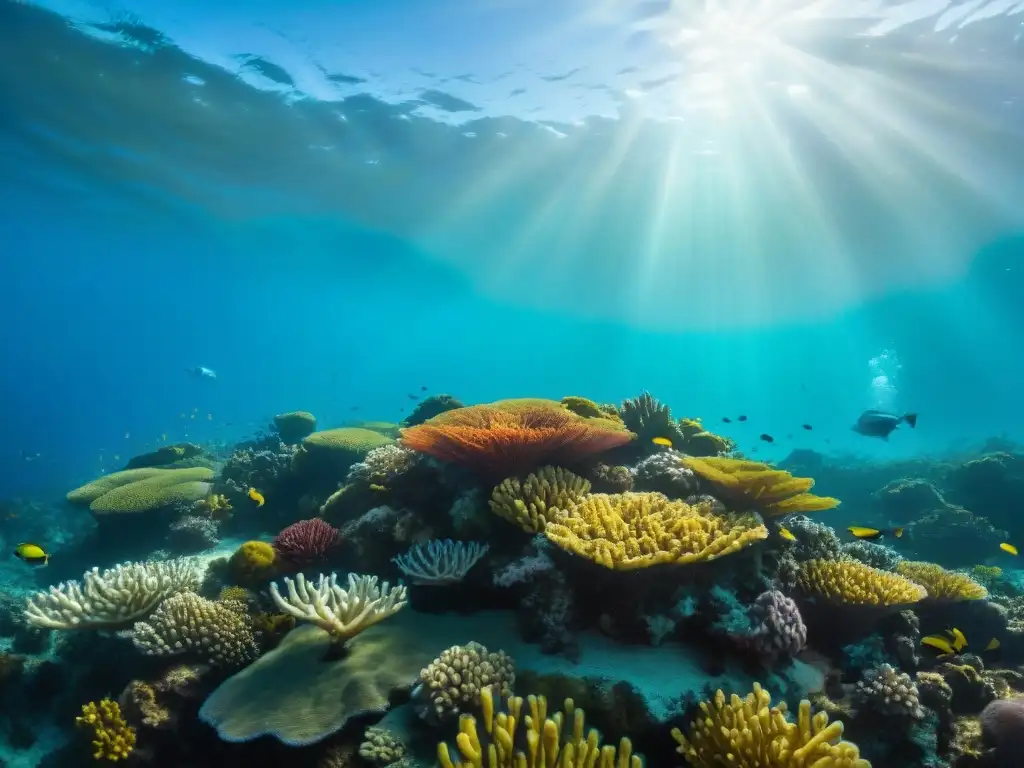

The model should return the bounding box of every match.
[796,558,927,607]
[401,399,633,479]
[25,559,199,630]
[76,698,136,762]
[414,641,515,722]
[359,726,407,766]
[437,686,642,768]
[854,664,924,720]
[671,682,869,767]
[273,518,341,566]
[681,456,840,517]
[392,539,489,585]
[489,466,590,533]
[269,572,407,644]
[895,561,988,601]
[131,591,258,667]
[544,492,767,570]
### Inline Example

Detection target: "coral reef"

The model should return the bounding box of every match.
[413,641,515,722]
[166,515,220,552]
[733,589,808,663]
[77,467,215,516]
[402,394,464,426]
[273,411,317,443]
[132,592,258,667]
[796,558,927,607]
[272,518,342,567]
[854,663,925,720]
[682,456,840,517]
[896,560,988,601]
[631,451,699,498]
[842,540,902,571]
[489,466,590,533]
[75,698,135,762]
[392,539,489,584]
[358,726,406,766]
[227,540,278,584]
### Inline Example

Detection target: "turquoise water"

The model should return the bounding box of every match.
[2,1,1024,765]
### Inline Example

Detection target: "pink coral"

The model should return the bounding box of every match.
[273,518,341,566]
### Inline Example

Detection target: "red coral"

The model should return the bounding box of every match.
[273,518,341,566]
[400,400,633,479]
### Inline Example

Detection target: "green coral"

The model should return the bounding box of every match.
[86,468,214,514]
[273,412,317,443]
[294,428,395,475]
[67,468,167,506]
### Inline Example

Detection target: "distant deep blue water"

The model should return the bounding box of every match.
[1,0,1023,499]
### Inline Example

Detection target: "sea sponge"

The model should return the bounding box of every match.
[87,467,215,515]
[896,560,988,601]
[67,468,167,506]
[358,726,406,766]
[273,411,317,443]
[269,573,407,644]
[414,641,515,722]
[228,541,278,584]
[489,466,590,533]
[401,399,633,479]
[543,492,768,570]
[796,558,927,607]
[75,698,136,762]
[25,559,199,630]
[132,592,258,668]
[671,682,868,767]
[854,663,924,720]
[681,456,839,517]
[437,687,642,768]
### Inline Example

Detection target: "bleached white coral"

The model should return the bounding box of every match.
[24,559,199,630]
[269,572,407,642]
[392,539,489,585]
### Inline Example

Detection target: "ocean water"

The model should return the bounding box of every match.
[1,1,1024,766]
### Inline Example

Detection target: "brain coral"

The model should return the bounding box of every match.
[796,558,927,607]
[199,621,437,746]
[228,541,278,584]
[87,467,215,515]
[544,492,767,570]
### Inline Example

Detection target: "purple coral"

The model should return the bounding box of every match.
[737,590,807,662]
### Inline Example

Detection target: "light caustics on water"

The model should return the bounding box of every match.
[868,347,902,412]
[5,0,1024,328]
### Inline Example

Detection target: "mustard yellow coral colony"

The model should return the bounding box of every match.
[75,699,135,762]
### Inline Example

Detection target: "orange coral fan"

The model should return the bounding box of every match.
[400,400,634,479]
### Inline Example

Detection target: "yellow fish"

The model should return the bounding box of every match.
[651,436,673,448]
[948,627,967,652]
[847,526,903,541]
[778,526,797,542]
[921,634,955,655]
[1000,542,1018,556]
[985,638,1000,652]
[248,488,265,507]
[14,542,50,566]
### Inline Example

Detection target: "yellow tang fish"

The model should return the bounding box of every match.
[248,488,265,507]
[651,436,673,448]
[984,638,1000,652]
[921,635,955,655]
[948,627,967,652]
[778,526,797,542]
[1000,542,1018,556]
[14,542,50,566]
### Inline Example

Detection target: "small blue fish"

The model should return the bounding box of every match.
[185,366,217,380]
[852,410,917,440]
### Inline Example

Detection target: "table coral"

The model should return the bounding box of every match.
[273,411,317,443]
[681,456,839,517]
[414,640,515,721]
[25,558,199,630]
[544,492,767,570]
[437,686,642,768]
[796,558,927,607]
[896,560,988,601]
[672,682,869,767]
[489,466,590,533]
[75,698,135,762]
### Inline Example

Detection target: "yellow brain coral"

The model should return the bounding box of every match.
[86,467,215,514]
[681,456,840,517]
[228,540,278,584]
[672,682,869,767]
[489,466,591,533]
[75,698,136,762]
[797,559,927,607]
[896,561,988,601]
[544,492,768,570]
[438,687,642,768]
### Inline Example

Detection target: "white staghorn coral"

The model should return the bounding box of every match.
[269,572,407,642]
[392,539,489,585]
[24,559,199,630]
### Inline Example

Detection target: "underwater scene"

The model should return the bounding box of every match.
[2,0,1024,766]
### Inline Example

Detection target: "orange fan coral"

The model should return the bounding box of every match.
[400,400,634,479]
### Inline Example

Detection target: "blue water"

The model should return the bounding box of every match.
[1,0,1023,500]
